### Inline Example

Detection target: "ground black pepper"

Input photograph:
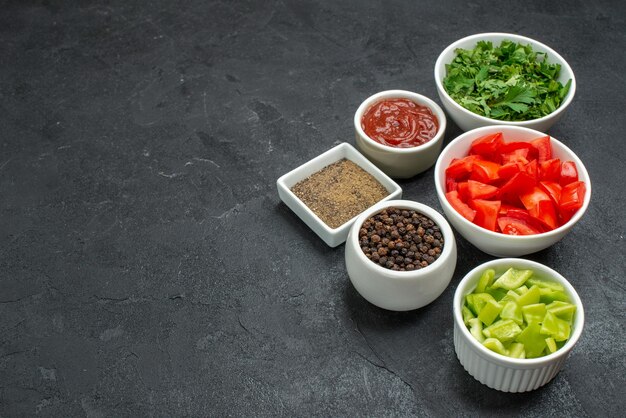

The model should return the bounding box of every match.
[359,207,444,271]
[291,159,389,229]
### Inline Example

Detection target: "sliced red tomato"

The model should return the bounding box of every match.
[497,141,536,159]
[498,172,536,204]
[499,203,519,216]
[501,148,529,165]
[446,190,476,222]
[530,135,552,162]
[559,208,577,225]
[539,158,561,182]
[470,159,501,184]
[466,180,498,200]
[446,155,478,180]
[522,159,538,182]
[533,199,559,230]
[520,186,552,213]
[457,181,469,202]
[538,181,562,206]
[470,199,501,231]
[469,132,504,159]
[559,181,586,212]
[497,216,541,235]
[446,177,458,193]
[497,162,522,181]
[503,208,548,233]
[560,161,579,186]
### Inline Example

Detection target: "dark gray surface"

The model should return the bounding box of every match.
[1,0,625,416]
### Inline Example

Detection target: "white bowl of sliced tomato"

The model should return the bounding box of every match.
[434,125,590,257]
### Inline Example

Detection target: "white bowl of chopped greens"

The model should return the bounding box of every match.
[453,258,584,392]
[434,33,576,132]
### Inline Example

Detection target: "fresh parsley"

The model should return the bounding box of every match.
[443,40,572,121]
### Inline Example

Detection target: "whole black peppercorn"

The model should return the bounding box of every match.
[358,207,445,271]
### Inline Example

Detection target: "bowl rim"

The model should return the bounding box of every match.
[349,199,455,280]
[354,90,447,154]
[434,32,577,126]
[434,125,591,240]
[453,258,585,366]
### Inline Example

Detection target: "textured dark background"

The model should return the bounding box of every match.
[1,0,625,416]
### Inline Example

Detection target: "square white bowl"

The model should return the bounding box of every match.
[277,142,402,247]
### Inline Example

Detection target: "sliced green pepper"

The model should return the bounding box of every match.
[484,286,508,301]
[462,305,475,325]
[546,301,576,322]
[491,268,533,290]
[465,293,497,316]
[516,285,541,306]
[478,299,503,326]
[515,322,547,358]
[539,289,570,304]
[540,311,571,342]
[475,268,495,293]
[483,319,522,342]
[508,342,526,359]
[501,290,521,303]
[522,303,547,325]
[468,318,485,342]
[526,278,565,292]
[500,300,523,325]
[545,337,557,354]
[515,285,529,294]
[483,338,508,355]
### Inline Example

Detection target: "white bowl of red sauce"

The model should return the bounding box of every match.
[354,90,447,179]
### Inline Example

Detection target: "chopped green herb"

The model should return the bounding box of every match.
[443,40,572,121]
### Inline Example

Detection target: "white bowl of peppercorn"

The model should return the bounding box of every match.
[345,199,457,311]
[354,90,447,179]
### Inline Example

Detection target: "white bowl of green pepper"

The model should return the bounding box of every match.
[434,33,576,132]
[453,258,584,392]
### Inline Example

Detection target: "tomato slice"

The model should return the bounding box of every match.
[559,181,586,212]
[497,217,541,235]
[469,132,504,159]
[446,190,476,222]
[503,208,548,233]
[539,158,561,182]
[457,181,469,202]
[522,159,538,182]
[497,141,536,160]
[533,199,559,230]
[530,135,552,163]
[470,199,501,231]
[498,172,536,204]
[470,159,501,184]
[520,186,552,213]
[501,148,529,165]
[499,203,519,216]
[560,161,579,186]
[446,155,478,180]
[497,162,522,181]
[538,181,562,206]
[446,177,458,193]
[466,179,499,200]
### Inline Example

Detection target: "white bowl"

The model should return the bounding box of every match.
[454,258,585,392]
[434,33,576,132]
[434,125,591,257]
[345,199,457,311]
[354,90,447,179]
[277,143,402,247]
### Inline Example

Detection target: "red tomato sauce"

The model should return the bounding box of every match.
[361,98,439,148]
